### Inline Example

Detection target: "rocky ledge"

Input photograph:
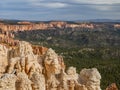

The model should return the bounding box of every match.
[0,40,118,90]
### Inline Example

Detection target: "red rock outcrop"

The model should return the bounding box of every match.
[32,45,48,55]
[0,31,19,47]
[66,23,94,29]
[106,83,118,90]
[114,24,120,28]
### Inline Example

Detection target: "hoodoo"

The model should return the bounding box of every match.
[0,40,102,90]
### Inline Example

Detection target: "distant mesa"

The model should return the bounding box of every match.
[17,21,33,25]
[0,20,110,31]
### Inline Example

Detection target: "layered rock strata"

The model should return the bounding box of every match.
[0,21,95,31]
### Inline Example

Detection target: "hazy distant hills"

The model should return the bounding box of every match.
[1,19,120,23]
[85,19,120,23]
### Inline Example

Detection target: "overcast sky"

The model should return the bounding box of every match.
[0,0,120,21]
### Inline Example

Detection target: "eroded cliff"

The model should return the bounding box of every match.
[0,40,102,90]
[0,21,96,31]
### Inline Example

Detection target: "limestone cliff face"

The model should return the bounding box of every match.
[0,41,102,90]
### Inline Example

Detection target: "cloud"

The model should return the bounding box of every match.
[67,0,120,11]
[0,0,120,20]
[72,0,120,4]
[28,0,68,8]
[33,2,67,8]
[87,4,115,11]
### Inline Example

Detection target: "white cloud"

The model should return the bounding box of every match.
[27,0,67,8]
[33,2,67,8]
[70,0,120,11]
[73,0,120,4]
[90,5,113,11]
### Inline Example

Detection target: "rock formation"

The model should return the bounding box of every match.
[0,39,102,90]
[0,74,17,90]
[0,44,8,77]
[30,72,45,90]
[106,83,118,90]
[79,68,101,90]
[114,24,120,28]
[0,21,96,32]
[16,72,32,90]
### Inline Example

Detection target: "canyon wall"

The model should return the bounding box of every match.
[0,21,120,32]
[0,21,96,31]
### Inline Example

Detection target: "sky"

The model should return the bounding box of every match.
[0,0,120,21]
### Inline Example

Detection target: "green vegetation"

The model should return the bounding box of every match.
[14,27,120,89]
[55,47,120,89]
